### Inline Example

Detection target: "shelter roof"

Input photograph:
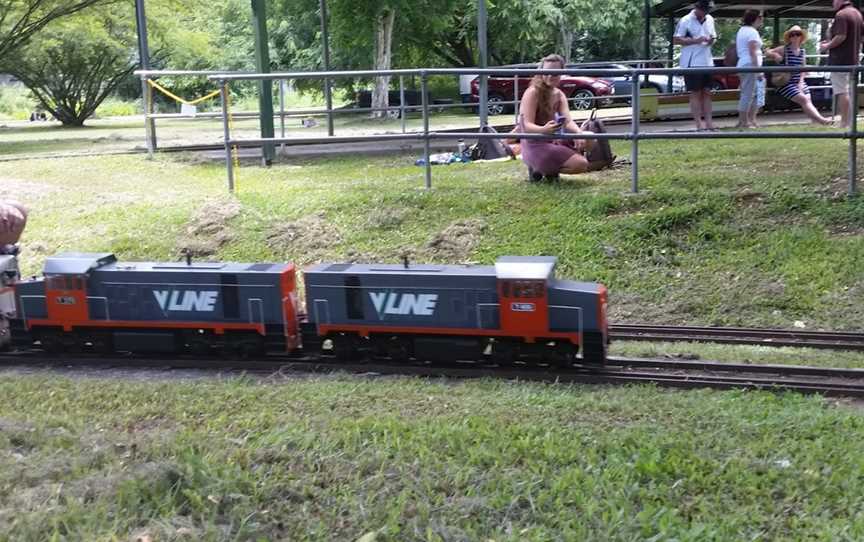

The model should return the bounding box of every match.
[652,0,861,19]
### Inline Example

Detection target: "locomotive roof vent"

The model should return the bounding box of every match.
[43,252,117,275]
[495,256,557,280]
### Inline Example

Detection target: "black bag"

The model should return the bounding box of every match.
[581,110,615,167]
[470,126,514,161]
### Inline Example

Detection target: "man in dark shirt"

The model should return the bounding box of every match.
[820,0,864,128]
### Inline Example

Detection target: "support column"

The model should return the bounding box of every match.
[251,0,275,165]
[478,0,488,130]
[667,16,675,92]
[135,0,156,153]
[643,0,651,84]
[319,0,334,136]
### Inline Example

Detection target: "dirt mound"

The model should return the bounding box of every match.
[267,211,342,263]
[424,218,487,261]
[175,198,242,257]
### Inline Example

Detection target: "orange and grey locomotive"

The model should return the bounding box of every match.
[3,252,608,364]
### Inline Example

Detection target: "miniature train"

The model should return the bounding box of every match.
[0,252,609,364]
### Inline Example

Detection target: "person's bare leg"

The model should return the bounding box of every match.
[748,104,759,128]
[558,153,591,175]
[689,91,704,130]
[837,92,851,128]
[701,90,714,129]
[792,95,831,125]
[736,110,748,128]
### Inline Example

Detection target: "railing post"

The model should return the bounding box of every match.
[400,76,406,134]
[142,76,156,158]
[421,72,432,189]
[631,69,640,193]
[219,81,235,193]
[514,75,520,123]
[850,66,859,196]
[279,79,286,153]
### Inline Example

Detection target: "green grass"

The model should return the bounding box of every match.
[2,125,864,540]
[2,131,862,331]
[3,373,864,541]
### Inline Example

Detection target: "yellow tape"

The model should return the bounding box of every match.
[146,79,221,106]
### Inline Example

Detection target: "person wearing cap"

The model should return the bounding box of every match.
[819,0,864,128]
[673,0,717,131]
[767,26,832,125]
[0,200,27,250]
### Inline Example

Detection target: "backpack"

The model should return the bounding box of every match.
[723,41,738,67]
[581,110,614,167]
[469,125,514,161]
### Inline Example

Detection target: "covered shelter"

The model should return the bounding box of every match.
[645,0,863,76]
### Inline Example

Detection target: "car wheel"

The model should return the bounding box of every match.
[487,94,506,116]
[709,80,725,92]
[571,89,595,110]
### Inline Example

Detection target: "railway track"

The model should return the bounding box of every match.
[610,324,864,351]
[4,351,864,398]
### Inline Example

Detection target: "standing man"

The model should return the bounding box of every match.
[820,0,864,128]
[674,0,717,131]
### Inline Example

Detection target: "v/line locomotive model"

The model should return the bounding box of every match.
[0,252,609,364]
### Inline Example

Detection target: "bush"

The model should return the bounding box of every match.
[95,98,139,118]
[0,86,37,120]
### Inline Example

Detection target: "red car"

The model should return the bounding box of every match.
[712,57,740,90]
[469,65,615,115]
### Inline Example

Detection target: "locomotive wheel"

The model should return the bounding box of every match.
[332,334,357,362]
[551,343,576,368]
[581,332,607,364]
[491,341,519,366]
[38,331,64,354]
[229,335,266,358]
[385,337,412,364]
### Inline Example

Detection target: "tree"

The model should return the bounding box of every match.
[0,0,111,59]
[2,9,138,126]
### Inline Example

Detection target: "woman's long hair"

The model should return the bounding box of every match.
[531,54,566,122]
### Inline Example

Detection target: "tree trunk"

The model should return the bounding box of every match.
[371,8,396,119]
[560,26,574,63]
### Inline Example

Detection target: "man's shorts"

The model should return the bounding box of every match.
[832,72,851,95]
[684,73,713,92]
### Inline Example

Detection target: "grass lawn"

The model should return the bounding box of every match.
[3,372,864,541]
[2,126,864,540]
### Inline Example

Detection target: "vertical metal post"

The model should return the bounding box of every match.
[514,75,520,123]
[631,70,640,193]
[251,0,275,165]
[135,0,156,152]
[478,0,489,129]
[220,82,235,193]
[850,67,859,196]
[421,72,432,189]
[643,0,651,84]
[142,77,155,158]
[400,76,406,134]
[319,0,334,136]
[667,16,675,93]
[279,79,286,153]
[772,13,780,46]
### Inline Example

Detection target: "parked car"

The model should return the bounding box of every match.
[579,62,685,100]
[468,64,615,115]
[712,57,741,90]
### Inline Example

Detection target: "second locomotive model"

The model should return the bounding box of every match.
[4,252,609,364]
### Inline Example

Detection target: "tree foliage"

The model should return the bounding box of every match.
[0,0,112,59]
[2,6,137,126]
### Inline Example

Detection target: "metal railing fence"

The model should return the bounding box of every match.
[137,65,861,196]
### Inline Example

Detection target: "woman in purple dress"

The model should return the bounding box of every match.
[520,54,607,181]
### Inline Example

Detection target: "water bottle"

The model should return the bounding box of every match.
[457,139,466,156]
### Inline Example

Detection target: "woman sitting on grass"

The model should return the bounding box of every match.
[519,54,608,182]
[766,25,832,126]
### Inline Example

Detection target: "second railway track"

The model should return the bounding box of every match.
[610,324,864,351]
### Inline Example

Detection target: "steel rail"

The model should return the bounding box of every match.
[4,351,864,398]
[611,324,864,351]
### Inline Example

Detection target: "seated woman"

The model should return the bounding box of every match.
[519,54,608,181]
[766,25,831,126]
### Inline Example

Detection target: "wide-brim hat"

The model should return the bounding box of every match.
[783,25,809,44]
